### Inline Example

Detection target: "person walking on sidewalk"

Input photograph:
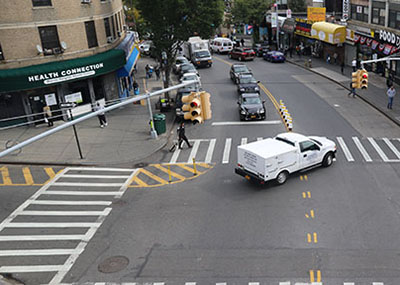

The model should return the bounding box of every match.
[241,38,245,47]
[352,58,357,72]
[43,105,53,127]
[94,102,107,128]
[155,65,161,80]
[348,82,356,97]
[177,122,192,149]
[333,52,338,64]
[387,85,396,109]
[341,61,345,75]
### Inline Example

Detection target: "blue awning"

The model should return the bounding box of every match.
[116,32,140,77]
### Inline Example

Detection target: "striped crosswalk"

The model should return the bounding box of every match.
[166,136,400,164]
[62,281,387,285]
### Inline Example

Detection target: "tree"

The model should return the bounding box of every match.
[288,0,307,12]
[136,0,224,98]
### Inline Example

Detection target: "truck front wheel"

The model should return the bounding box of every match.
[276,171,288,185]
[322,152,334,167]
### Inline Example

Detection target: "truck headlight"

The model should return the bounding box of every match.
[254,86,259,91]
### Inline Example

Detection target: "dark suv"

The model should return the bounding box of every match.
[237,73,260,94]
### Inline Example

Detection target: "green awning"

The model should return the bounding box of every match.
[0,49,126,93]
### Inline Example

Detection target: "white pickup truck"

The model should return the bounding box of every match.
[235,132,337,185]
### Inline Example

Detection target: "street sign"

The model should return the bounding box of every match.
[60,102,76,108]
[343,0,349,20]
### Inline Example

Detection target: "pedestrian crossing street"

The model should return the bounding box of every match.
[167,136,400,164]
[0,167,138,285]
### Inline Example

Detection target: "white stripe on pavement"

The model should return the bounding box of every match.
[222,138,232,164]
[185,283,196,285]
[337,137,354,162]
[368,137,389,162]
[352,137,372,162]
[5,222,101,228]
[0,249,81,256]
[43,191,121,196]
[372,283,384,285]
[66,167,135,172]
[278,282,290,285]
[19,209,111,216]
[212,121,281,126]
[52,182,124,187]
[343,283,355,285]
[0,265,64,273]
[30,200,112,206]
[383,138,400,159]
[205,139,216,163]
[0,235,85,241]
[62,174,130,179]
[170,143,181,163]
[188,140,201,163]
[241,137,248,145]
[248,282,260,285]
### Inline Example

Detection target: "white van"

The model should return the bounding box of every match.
[210,37,233,54]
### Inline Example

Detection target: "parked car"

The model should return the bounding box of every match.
[230,64,252,84]
[180,72,202,90]
[139,40,152,55]
[173,56,190,74]
[237,93,266,121]
[263,51,286,63]
[228,47,256,61]
[210,37,234,54]
[253,42,271,57]
[237,73,260,94]
[178,63,198,78]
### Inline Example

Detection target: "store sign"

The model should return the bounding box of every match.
[342,0,349,20]
[295,18,314,38]
[27,63,104,85]
[379,30,400,48]
[65,92,83,103]
[307,7,326,22]
[44,93,57,106]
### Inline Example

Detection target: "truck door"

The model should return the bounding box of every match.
[299,140,321,168]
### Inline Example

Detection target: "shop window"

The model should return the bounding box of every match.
[0,44,4,60]
[38,26,61,55]
[67,80,91,107]
[389,11,400,29]
[104,18,112,38]
[32,0,52,7]
[85,21,98,48]
[93,77,105,101]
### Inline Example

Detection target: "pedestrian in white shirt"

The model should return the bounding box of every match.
[387,85,396,109]
[94,102,108,128]
[352,58,357,72]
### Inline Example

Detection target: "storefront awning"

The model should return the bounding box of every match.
[116,32,140,77]
[0,49,126,93]
[311,22,346,44]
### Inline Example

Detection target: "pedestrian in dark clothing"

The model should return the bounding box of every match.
[177,122,191,149]
[289,47,293,58]
[240,38,245,47]
[387,85,396,109]
[348,82,356,98]
[386,75,393,88]
[341,61,345,75]
[333,52,338,64]
[133,80,139,95]
[155,65,161,80]
[94,102,107,128]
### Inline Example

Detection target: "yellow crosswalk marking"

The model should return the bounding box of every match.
[130,174,148,187]
[152,164,186,180]
[176,163,203,174]
[0,166,12,185]
[140,168,168,185]
[22,167,34,185]
[45,167,56,179]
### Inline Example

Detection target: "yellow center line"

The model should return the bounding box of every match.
[310,209,315,218]
[307,191,311,198]
[313,232,318,243]
[151,164,186,180]
[307,233,312,243]
[22,167,34,185]
[0,166,12,185]
[302,192,306,198]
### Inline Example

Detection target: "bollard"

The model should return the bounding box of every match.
[168,164,172,183]
[192,157,197,176]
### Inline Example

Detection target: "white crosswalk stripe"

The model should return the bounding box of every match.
[165,136,400,165]
[0,167,138,285]
[62,281,389,285]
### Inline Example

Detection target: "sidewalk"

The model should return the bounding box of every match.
[286,54,400,126]
[0,57,177,166]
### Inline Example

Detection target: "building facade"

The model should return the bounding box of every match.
[0,0,129,126]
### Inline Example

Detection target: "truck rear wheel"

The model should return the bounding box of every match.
[276,171,288,185]
[322,152,333,167]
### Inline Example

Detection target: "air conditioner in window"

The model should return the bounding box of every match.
[107,36,114,43]
[81,0,91,4]
[53,47,63,54]
[43,48,53,55]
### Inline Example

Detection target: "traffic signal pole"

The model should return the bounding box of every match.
[360,56,400,67]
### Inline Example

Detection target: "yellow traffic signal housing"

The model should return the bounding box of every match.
[359,69,368,89]
[182,92,203,124]
[199,91,212,121]
[352,70,361,89]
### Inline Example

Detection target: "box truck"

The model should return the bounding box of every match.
[184,36,212,68]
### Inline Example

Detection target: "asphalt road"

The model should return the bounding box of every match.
[2,55,400,285]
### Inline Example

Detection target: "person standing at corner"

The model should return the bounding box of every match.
[341,61,345,75]
[241,38,245,47]
[352,58,357,72]
[94,102,107,128]
[387,85,396,109]
[177,122,192,149]
[43,105,53,127]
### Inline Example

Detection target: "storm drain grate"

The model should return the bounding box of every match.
[98,256,129,273]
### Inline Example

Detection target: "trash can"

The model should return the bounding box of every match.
[153,113,166,135]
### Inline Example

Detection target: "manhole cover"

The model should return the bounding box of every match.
[134,162,148,168]
[98,256,129,273]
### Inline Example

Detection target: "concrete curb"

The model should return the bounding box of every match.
[287,59,400,128]
[0,274,23,285]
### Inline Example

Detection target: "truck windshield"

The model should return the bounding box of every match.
[194,51,210,58]
[275,137,295,146]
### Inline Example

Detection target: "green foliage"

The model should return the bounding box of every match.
[231,0,272,25]
[288,0,307,12]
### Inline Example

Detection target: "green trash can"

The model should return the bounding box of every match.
[153,113,166,135]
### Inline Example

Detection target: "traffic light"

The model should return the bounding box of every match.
[352,69,361,89]
[199,91,212,121]
[359,69,368,89]
[182,92,203,124]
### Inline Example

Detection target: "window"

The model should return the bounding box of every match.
[104,18,111,38]
[0,44,4,60]
[32,0,52,7]
[85,21,98,48]
[117,12,121,32]
[111,15,116,39]
[300,141,318,153]
[372,8,379,24]
[38,26,60,54]
[389,11,400,29]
